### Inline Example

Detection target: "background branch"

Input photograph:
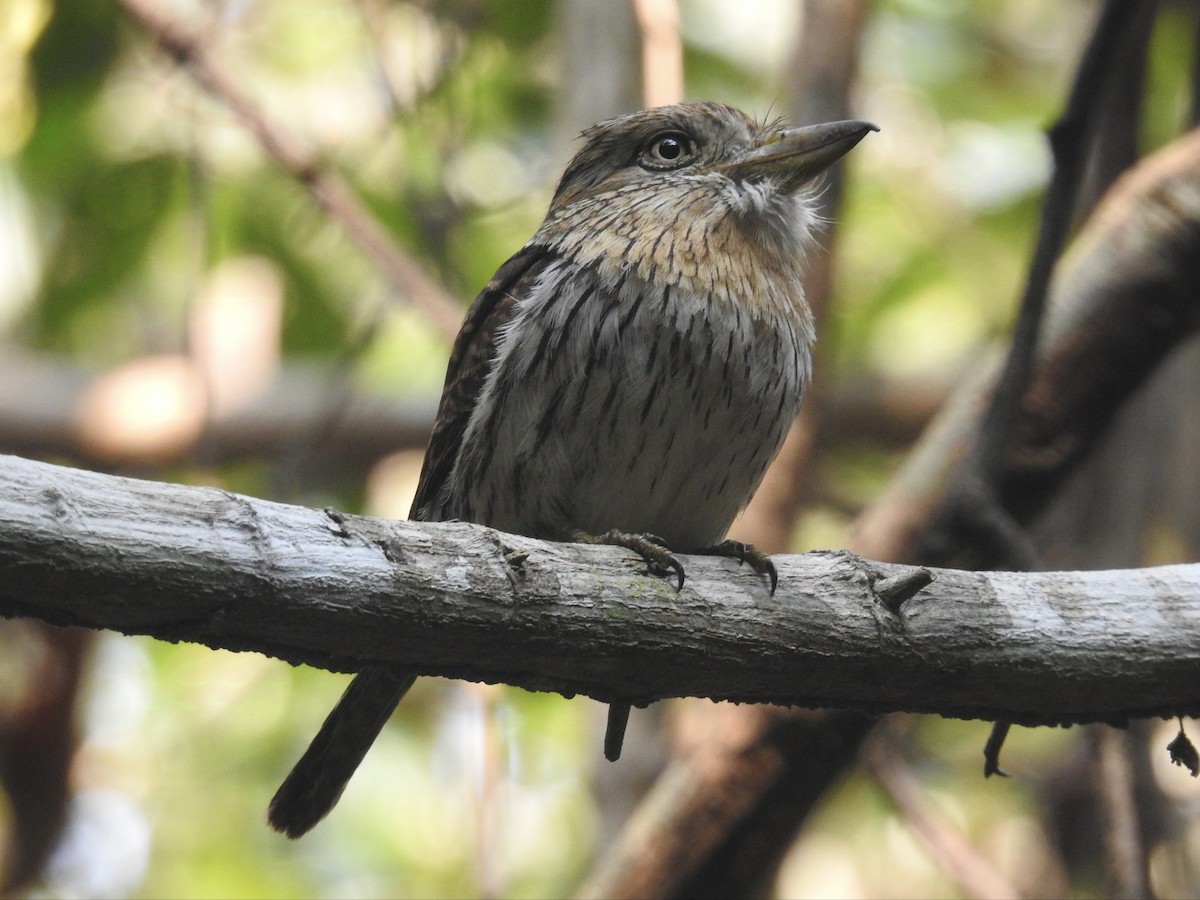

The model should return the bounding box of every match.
[863,123,1200,567]
[116,0,464,339]
[972,0,1143,486]
[865,729,1019,900]
[0,349,935,475]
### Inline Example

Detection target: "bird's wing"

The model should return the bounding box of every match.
[409,244,557,521]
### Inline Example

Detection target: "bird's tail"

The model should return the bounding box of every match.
[268,668,416,838]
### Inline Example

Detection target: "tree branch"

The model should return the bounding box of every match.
[2,453,1199,725]
[865,729,1019,900]
[975,0,1142,483]
[858,123,1200,567]
[0,350,436,470]
[117,0,464,339]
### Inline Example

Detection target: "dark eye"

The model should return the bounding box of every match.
[640,132,697,170]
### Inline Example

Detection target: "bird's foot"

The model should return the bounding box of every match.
[577,529,685,590]
[699,539,778,594]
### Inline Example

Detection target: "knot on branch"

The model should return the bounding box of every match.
[870,566,935,614]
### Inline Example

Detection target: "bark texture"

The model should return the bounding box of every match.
[3,454,1199,725]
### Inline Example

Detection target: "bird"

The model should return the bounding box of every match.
[268,101,875,838]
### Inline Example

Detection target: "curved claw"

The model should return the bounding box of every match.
[661,553,686,591]
[761,557,779,595]
[702,539,778,594]
[577,529,687,591]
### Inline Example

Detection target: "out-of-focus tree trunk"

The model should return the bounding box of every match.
[554,0,642,158]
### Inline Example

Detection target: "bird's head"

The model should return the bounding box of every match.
[550,101,876,214]
[537,102,875,309]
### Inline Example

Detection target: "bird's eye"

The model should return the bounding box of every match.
[640,132,697,170]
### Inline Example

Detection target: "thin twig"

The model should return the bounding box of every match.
[1076,2,1156,217]
[866,731,1019,900]
[1094,726,1151,900]
[983,721,1010,778]
[353,0,464,117]
[117,0,463,341]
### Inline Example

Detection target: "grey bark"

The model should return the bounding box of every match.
[2,453,1198,726]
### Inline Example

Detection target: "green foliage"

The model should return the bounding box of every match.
[29,0,119,94]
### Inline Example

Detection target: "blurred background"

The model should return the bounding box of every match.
[2,0,1199,896]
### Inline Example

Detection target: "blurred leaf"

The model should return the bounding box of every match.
[29,0,119,96]
[31,154,178,351]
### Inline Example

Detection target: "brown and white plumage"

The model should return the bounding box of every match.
[269,101,874,838]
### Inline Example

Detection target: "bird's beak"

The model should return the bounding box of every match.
[719,120,878,188]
